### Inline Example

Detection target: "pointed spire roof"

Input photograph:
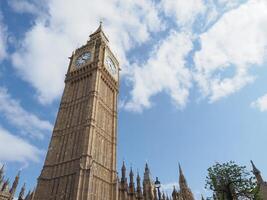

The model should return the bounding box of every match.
[179,163,188,187]
[129,167,135,194]
[178,164,195,200]
[251,160,260,174]
[129,167,134,183]
[121,161,126,181]
[120,161,128,192]
[143,163,151,182]
[91,21,102,35]
[145,163,149,171]
[251,160,264,184]
[89,21,109,42]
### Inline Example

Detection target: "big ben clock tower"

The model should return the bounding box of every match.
[34,23,119,200]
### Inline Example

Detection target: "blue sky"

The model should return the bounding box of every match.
[0,0,267,199]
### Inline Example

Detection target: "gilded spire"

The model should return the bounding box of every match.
[251,160,264,184]
[179,164,195,200]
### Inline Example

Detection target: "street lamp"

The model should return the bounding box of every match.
[154,177,161,200]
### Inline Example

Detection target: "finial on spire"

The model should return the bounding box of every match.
[91,21,103,36]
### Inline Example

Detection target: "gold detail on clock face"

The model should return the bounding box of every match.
[75,52,91,67]
[105,56,117,76]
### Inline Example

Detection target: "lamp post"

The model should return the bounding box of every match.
[154,177,161,200]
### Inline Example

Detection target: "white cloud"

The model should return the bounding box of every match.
[9,0,267,112]
[194,0,267,102]
[11,0,163,104]
[161,0,206,27]
[125,31,193,112]
[0,11,7,61]
[251,94,267,112]
[0,126,43,163]
[0,87,53,139]
[8,0,45,15]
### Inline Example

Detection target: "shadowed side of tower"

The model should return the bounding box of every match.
[34,24,120,200]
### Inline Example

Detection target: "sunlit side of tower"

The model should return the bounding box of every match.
[34,24,119,200]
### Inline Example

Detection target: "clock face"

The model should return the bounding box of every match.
[75,52,91,67]
[105,56,117,76]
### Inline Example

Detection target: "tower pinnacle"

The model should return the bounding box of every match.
[121,161,127,182]
[179,164,195,200]
[251,160,264,184]
[179,163,188,188]
[89,21,109,42]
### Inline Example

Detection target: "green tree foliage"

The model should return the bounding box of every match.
[205,161,261,200]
